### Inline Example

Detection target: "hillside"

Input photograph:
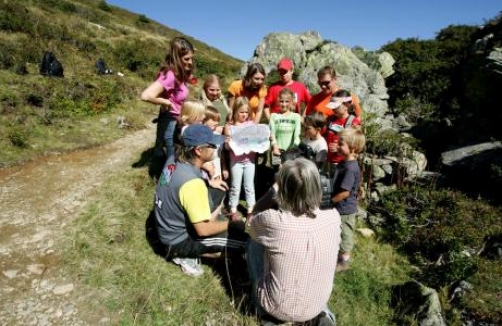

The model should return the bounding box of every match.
[0,0,243,166]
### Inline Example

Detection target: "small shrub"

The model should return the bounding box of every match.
[0,3,33,34]
[8,129,29,148]
[370,185,502,289]
[25,94,44,107]
[97,0,112,12]
[363,115,419,157]
[136,14,149,24]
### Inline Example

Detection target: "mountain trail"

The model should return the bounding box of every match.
[0,124,155,325]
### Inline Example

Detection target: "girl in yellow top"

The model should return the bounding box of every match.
[227,63,267,124]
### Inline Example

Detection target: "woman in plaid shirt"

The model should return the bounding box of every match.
[247,157,341,325]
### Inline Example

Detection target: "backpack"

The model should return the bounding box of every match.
[49,60,64,77]
[95,59,110,75]
[40,51,56,75]
[326,114,356,136]
[319,171,333,210]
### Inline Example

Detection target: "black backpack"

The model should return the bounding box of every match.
[40,51,56,75]
[40,51,64,77]
[49,59,64,77]
[95,59,108,75]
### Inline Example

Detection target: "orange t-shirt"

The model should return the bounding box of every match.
[228,80,267,120]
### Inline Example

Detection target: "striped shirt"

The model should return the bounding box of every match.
[250,208,341,322]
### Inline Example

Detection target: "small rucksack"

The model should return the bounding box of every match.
[40,51,56,75]
[326,114,356,135]
[95,59,109,75]
[49,60,64,77]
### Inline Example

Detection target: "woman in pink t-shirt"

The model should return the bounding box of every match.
[141,37,195,160]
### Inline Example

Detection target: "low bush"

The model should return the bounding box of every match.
[369,184,502,322]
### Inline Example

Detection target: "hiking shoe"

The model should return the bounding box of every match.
[317,310,336,326]
[172,257,204,276]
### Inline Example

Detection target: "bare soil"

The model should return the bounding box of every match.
[0,124,155,325]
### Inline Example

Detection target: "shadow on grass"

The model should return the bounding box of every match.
[204,255,254,317]
[145,209,167,257]
[132,147,166,181]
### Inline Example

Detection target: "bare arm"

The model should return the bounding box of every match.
[263,107,271,122]
[254,98,265,123]
[227,96,235,115]
[192,219,229,237]
[140,81,172,108]
[332,190,350,204]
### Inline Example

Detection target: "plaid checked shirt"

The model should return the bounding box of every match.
[250,208,341,322]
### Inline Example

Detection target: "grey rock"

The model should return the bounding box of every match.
[441,141,502,167]
[247,31,391,117]
[391,281,446,326]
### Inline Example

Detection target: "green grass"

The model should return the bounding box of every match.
[61,162,416,325]
[332,233,412,326]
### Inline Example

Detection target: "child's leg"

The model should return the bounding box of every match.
[339,213,357,261]
[229,162,244,213]
[242,162,256,214]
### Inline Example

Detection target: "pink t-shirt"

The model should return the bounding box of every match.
[156,70,189,116]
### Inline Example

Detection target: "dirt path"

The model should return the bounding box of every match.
[0,124,155,325]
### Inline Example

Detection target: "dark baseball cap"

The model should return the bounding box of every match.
[182,124,225,147]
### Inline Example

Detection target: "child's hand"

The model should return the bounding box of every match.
[202,161,215,177]
[329,142,338,153]
[208,178,229,191]
[215,126,224,135]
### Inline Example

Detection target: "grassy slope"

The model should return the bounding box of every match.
[63,165,412,325]
[0,0,242,167]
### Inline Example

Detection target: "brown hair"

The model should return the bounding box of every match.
[304,112,326,129]
[158,37,194,82]
[243,63,266,89]
[204,105,221,123]
[317,65,336,79]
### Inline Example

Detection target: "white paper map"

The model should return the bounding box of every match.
[228,124,270,155]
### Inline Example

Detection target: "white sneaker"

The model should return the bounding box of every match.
[172,257,204,276]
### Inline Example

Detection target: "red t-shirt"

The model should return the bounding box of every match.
[325,115,361,163]
[265,81,311,114]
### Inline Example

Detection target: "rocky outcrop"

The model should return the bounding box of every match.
[391,281,446,326]
[441,142,502,167]
[462,15,502,141]
[244,31,392,117]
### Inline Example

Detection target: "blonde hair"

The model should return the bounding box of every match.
[277,87,295,111]
[231,96,250,123]
[204,105,221,123]
[179,100,206,125]
[338,127,366,154]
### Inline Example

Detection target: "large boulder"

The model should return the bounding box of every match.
[244,31,392,117]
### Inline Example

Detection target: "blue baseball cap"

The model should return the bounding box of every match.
[182,124,225,147]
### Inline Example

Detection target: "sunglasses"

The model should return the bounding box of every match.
[317,80,332,87]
